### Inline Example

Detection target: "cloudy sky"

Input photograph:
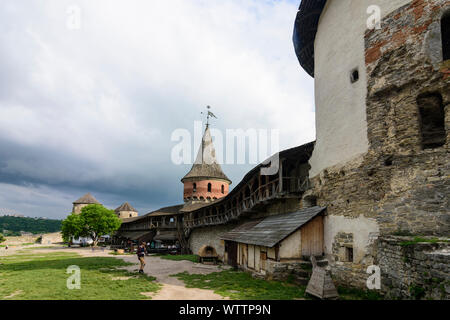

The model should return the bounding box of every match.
[0,0,315,219]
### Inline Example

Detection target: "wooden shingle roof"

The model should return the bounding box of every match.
[220,206,326,247]
[181,126,231,184]
[73,193,101,205]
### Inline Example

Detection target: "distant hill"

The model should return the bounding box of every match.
[0,216,62,236]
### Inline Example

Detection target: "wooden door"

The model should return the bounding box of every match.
[301,215,324,257]
[254,246,261,271]
[227,241,238,267]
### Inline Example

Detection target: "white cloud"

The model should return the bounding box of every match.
[0,0,314,218]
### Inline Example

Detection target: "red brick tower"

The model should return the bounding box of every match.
[181,125,231,203]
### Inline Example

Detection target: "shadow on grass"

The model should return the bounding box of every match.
[173,270,307,300]
[0,252,160,300]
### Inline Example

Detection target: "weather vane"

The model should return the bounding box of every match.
[201,105,217,128]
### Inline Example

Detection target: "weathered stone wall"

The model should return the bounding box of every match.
[304,0,450,288]
[4,234,40,245]
[377,236,450,300]
[40,232,63,244]
[188,224,237,260]
[117,210,138,219]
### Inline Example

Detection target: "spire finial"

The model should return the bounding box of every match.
[201,105,217,129]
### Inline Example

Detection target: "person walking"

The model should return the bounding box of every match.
[137,242,146,274]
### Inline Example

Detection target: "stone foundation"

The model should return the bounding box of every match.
[377,236,450,300]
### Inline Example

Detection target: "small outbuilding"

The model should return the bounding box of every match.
[221,206,326,276]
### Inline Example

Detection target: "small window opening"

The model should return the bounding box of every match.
[303,195,317,208]
[442,13,450,61]
[384,155,393,166]
[350,68,359,83]
[417,93,446,149]
[221,185,224,194]
[193,183,197,192]
[169,217,174,223]
[207,183,212,192]
[346,247,354,262]
[129,214,132,217]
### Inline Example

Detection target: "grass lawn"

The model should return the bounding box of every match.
[173,270,306,300]
[0,252,160,300]
[156,254,200,263]
[173,270,384,300]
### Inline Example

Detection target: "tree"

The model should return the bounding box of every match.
[61,213,85,244]
[0,233,5,244]
[61,204,121,246]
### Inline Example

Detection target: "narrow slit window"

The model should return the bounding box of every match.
[193,183,197,192]
[350,68,359,83]
[442,13,450,61]
[208,183,212,192]
[417,93,446,149]
[346,247,354,262]
[221,185,225,194]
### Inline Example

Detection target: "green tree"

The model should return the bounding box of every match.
[61,204,121,246]
[0,233,5,244]
[61,213,85,244]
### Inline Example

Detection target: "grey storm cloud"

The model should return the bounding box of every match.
[0,0,315,219]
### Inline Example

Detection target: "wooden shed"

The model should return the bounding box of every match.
[221,207,325,273]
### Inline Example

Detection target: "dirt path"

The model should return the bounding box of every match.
[13,245,228,300]
[119,254,229,300]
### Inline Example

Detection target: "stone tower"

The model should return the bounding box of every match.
[294,0,449,288]
[181,125,231,203]
[72,193,101,214]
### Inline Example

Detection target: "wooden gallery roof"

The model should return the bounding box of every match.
[220,206,326,248]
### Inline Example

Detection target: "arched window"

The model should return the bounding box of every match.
[221,185,224,194]
[193,183,197,192]
[442,13,450,60]
[207,183,212,192]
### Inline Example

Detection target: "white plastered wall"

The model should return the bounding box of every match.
[309,0,412,177]
[324,215,379,262]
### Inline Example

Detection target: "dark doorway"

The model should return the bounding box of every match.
[442,13,450,61]
[417,93,446,149]
[227,241,238,267]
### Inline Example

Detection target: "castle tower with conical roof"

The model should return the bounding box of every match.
[115,202,138,219]
[181,125,231,203]
[72,192,101,214]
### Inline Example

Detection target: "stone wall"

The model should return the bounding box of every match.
[377,236,450,300]
[39,232,63,244]
[303,0,450,288]
[4,234,40,245]
[188,224,237,260]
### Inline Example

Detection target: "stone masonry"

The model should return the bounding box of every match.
[377,236,450,300]
[303,0,450,292]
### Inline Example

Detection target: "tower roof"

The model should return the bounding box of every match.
[73,193,101,205]
[115,202,137,213]
[181,126,231,184]
[293,0,327,77]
